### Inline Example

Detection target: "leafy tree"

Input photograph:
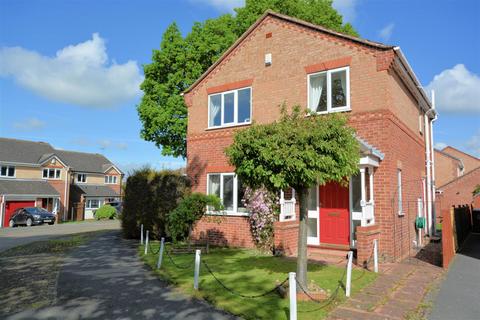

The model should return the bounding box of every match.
[473,184,480,195]
[226,106,359,289]
[138,0,358,158]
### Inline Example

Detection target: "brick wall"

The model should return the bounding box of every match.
[356,224,381,267]
[273,220,299,256]
[436,167,480,216]
[191,215,255,248]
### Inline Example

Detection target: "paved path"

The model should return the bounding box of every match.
[0,220,120,252]
[328,259,443,320]
[429,233,480,320]
[7,231,236,320]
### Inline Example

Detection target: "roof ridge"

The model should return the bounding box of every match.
[0,136,53,146]
[442,146,480,162]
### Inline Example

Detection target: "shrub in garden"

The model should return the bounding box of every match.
[95,204,117,220]
[121,167,190,240]
[167,193,222,242]
[242,187,278,251]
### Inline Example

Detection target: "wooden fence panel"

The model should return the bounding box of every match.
[442,208,455,269]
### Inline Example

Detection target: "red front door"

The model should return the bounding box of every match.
[319,182,350,246]
[4,201,35,227]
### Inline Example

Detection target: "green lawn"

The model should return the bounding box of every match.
[140,242,376,320]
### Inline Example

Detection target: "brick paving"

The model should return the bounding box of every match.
[328,259,443,320]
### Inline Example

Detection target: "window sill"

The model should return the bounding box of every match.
[313,107,351,115]
[206,211,250,217]
[206,122,251,131]
[0,176,16,179]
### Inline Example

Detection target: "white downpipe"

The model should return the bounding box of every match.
[63,168,69,222]
[424,113,432,236]
[430,91,438,235]
[0,195,4,228]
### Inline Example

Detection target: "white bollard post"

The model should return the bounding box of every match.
[157,237,165,269]
[346,251,353,297]
[289,272,297,320]
[373,239,379,273]
[144,230,149,255]
[194,249,201,290]
[140,224,144,245]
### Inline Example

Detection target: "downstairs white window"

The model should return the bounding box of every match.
[207,173,247,214]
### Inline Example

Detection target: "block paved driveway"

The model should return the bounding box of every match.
[429,233,480,320]
[6,231,236,320]
[0,220,120,252]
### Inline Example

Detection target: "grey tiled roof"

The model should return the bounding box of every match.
[0,138,55,164]
[0,179,60,196]
[54,150,118,174]
[72,184,119,197]
[0,138,122,174]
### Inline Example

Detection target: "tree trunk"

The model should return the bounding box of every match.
[296,187,308,290]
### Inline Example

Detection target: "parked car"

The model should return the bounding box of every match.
[9,207,56,227]
[106,201,123,216]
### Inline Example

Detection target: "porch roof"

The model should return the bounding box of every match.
[72,184,119,197]
[356,136,385,161]
[0,179,60,197]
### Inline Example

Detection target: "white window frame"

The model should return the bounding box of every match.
[307,66,351,114]
[206,173,248,216]
[105,175,117,184]
[397,169,404,216]
[77,173,87,183]
[0,165,15,178]
[42,168,61,180]
[207,87,252,129]
[85,198,102,209]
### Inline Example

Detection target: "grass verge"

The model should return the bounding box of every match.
[140,242,376,320]
[0,232,101,317]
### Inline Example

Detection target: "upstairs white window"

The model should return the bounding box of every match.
[207,173,247,214]
[42,168,61,179]
[105,175,117,184]
[308,67,350,113]
[77,173,87,183]
[0,165,15,177]
[208,87,252,128]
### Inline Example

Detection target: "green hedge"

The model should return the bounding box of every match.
[95,204,117,220]
[121,167,190,240]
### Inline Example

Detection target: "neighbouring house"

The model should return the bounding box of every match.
[433,146,480,220]
[0,138,124,227]
[184,11,438,264]
[434,149,464,187]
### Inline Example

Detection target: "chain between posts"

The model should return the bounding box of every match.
[164,249,194,270]
[296,260,348,313]
[202,260,289,299]
[147,241,161,255]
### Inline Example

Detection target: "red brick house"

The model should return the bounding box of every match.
[184,11,437,264]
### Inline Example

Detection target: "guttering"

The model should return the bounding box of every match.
[393,47,434,111]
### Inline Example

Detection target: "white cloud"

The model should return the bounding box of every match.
[466,130,480,157]
[434,142,448,150]
[425,64,480,114]
[71,137,128,150]
[378,23,395,42]
[0,33,143,108]
[332,0,358,23]
[190,0,244,12]
[12,118,46,131]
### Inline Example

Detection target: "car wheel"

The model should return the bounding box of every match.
[9,220,15,228]
[26,218,33,227]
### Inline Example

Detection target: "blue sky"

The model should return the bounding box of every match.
[0,0,479,173]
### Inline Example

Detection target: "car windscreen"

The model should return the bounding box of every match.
[24,207,42,214]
